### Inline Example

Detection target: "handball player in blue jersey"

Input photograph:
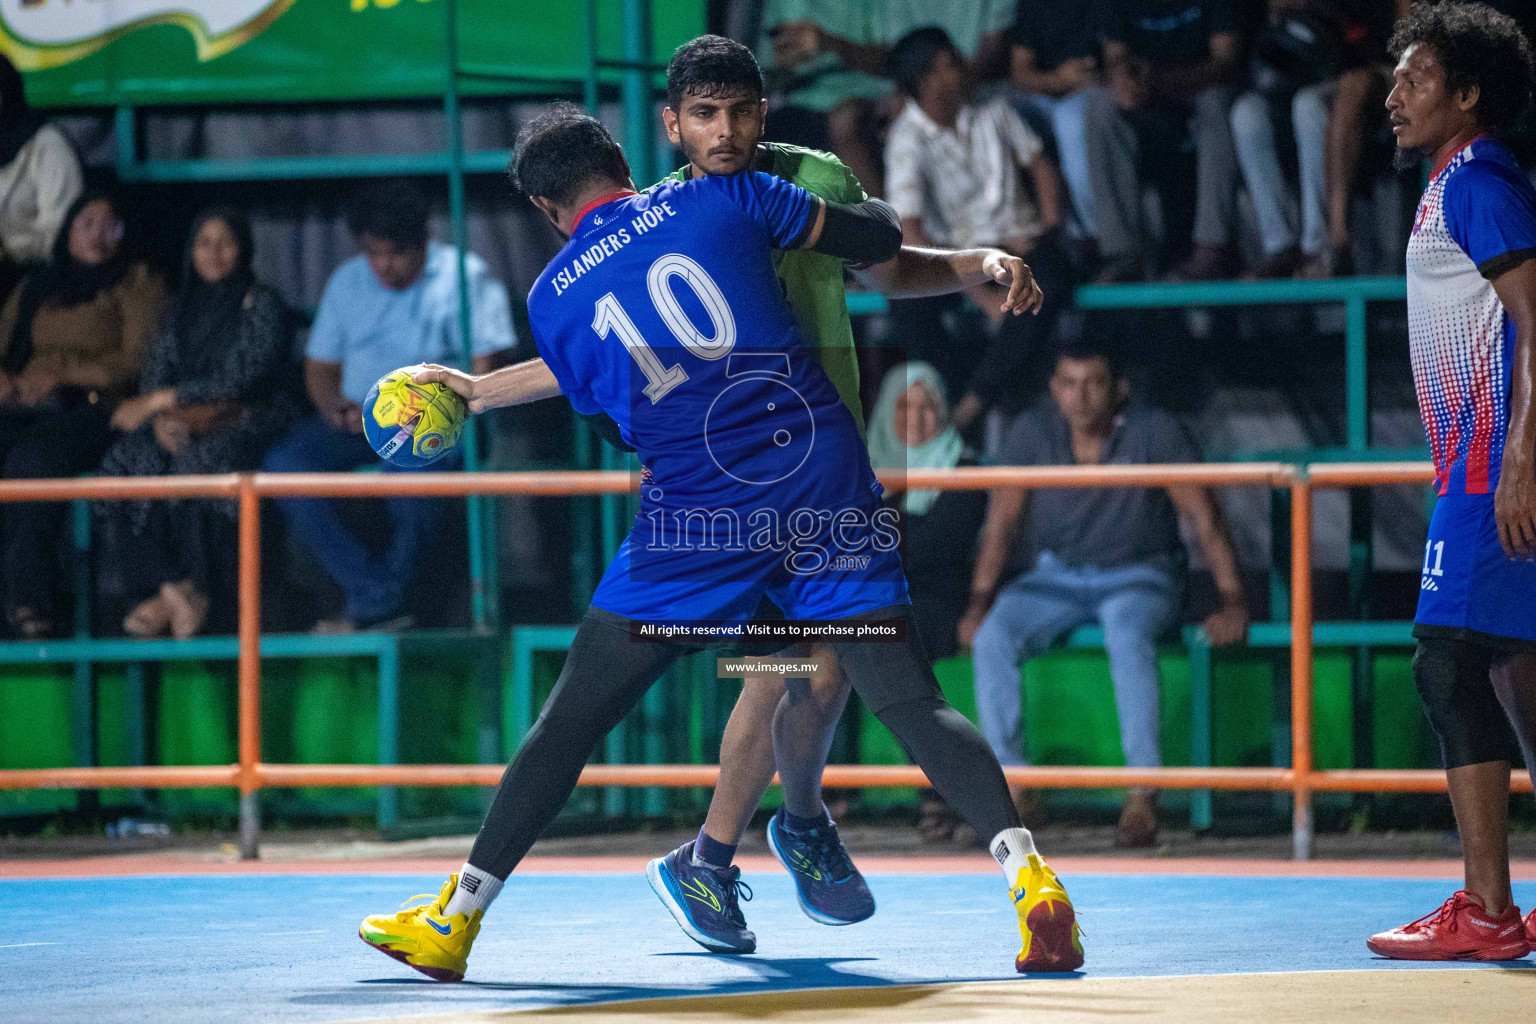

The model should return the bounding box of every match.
[1366,4,1536,962]
[356,105,1082,979]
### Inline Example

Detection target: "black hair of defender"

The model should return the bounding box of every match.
[666,34,763,110]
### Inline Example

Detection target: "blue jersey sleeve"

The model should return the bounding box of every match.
[705,171,818,250]
[1443,156,1536,278]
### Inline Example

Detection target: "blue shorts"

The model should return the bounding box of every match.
[1415,492,1536,647]
[592,534,910,623]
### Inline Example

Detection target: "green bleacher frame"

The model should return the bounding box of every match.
[3,622,500,831]
[1,2,1440,837]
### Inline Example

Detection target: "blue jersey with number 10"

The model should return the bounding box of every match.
[527,171,876,512]
[525,172,906,622]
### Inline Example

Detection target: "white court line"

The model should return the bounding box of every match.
[0,942,56,949]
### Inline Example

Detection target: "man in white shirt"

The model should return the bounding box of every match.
[263,181,517,631]
[884,27,1070,430]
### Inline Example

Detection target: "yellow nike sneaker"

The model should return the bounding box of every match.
[358,874,483,982]
[1009,853,1084,973]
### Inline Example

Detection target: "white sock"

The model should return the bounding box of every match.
[989,827,1039,884]
[443,863,503,918]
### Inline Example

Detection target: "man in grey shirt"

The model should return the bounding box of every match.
[958,339,1249,846]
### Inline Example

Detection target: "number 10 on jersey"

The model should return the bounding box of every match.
[592,253,738,403]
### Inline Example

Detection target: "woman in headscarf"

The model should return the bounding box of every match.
[0,191,165,637]
[868,361,987,635]
[101,207,297,639]
[867,361,990,842]
[0,55,83,296]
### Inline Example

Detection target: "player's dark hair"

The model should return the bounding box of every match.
[346,180,430,248]
[666,34,763,109]
[1056,337,1125,380]
[1389,2,1535,131]
[889,26,958,99]
[511,102,630,207]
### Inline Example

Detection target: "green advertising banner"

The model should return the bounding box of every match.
[1,0,704,107]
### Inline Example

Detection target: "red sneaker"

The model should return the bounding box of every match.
[1366,891,1530,961]
[1526,907,1536,945]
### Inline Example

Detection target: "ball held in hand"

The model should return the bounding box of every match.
[363,365,468,468]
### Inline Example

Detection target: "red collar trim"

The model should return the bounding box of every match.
[1430,134,1486,180]
[572,189,638,232]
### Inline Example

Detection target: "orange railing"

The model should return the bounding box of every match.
[0,463,1527,861]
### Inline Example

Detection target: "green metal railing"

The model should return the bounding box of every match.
[30,6,1437,840]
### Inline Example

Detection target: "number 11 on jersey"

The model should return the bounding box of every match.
[1422,539,1445,577]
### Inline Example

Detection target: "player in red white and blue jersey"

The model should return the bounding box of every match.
[355,104,1082,981]
[1367,3,1536,962]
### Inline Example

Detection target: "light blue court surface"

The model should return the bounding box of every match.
[2,873,1531,1024]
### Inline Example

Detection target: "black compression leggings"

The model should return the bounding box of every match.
[468,605,1020,880]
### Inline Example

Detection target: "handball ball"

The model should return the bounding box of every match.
[363,365,468,468]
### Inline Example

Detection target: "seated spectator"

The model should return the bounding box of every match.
[960,339,1249,846]
[1231,1,1357,278]
[0,192,165,638]
[879,0,1018,82]
[885,27,1072,428]
[0,55,82,300]
[867,361,990,843]
[1009,1,1103,243]
[759,0,893,194]
[99,208,298,639]
[1085,0,1243,281]
[263,181,516,633]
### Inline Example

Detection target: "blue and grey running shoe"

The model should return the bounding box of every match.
[646,841,756,953]
[766,808,875,925]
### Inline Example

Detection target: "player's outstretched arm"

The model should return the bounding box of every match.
[1491,259,1536,559]
[799,196,903,266]
[413,359,563,415]
[854,247,1045,315]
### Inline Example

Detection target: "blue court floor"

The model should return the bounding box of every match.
[1,873,1531,1024]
